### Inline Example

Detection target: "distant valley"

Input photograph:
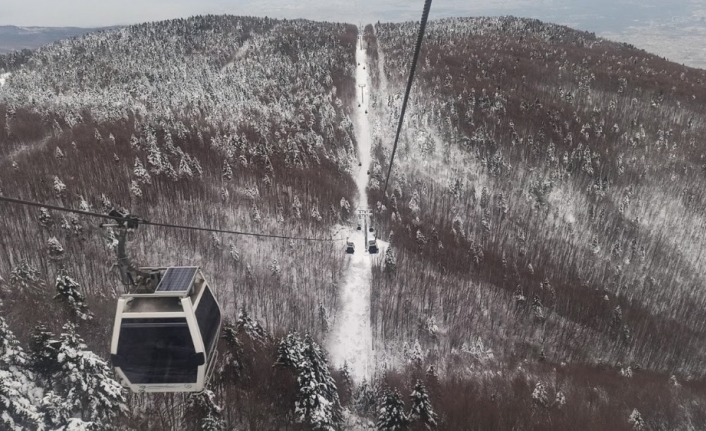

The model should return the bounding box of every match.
[0,25,115,53]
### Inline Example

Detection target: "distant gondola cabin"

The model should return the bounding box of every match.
[110,266,222,393]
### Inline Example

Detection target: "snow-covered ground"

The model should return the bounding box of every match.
[328,32,374,382]
[0,72,10,87]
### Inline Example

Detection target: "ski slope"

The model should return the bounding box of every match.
[328,32,374,382]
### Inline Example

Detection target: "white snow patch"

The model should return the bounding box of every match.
[0,72,10,87]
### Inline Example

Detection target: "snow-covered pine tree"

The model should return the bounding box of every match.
[628,408,645,430]
[355,379,377,417]
[214,322,243,385]
[384,247,396,276]
[183,390,225,431]
[531,382,549,407]
[0,316,44,431]
[134,157,152,185]
[303,334,343,426]
[29,323,126,427]
[339,362,354,406]
[236,309,271,345]
[292,196,303,219]
[29,324,58,378]
[47,236,65,262]
[222,160,233,181]
[10,262,44,295]
[39,390,79,430]
[129,180,142,198]
[54,270,93,322]
[53,176,67,197]
[409,340,423,367]
[408,380,437,429]
[275,332,342,430]
[147,143,164,174]
[178,156,194,179]
[38,207,53,228]
[377,387,409,431]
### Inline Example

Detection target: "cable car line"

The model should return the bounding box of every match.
[0,195,339,242]
[382,0,433,196]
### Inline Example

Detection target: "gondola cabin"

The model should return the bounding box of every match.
[368,236,379,254]
[110,266,222,393]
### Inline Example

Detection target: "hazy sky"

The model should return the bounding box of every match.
[1,0,706,67]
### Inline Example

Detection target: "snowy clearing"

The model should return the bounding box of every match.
[328,32,374,382]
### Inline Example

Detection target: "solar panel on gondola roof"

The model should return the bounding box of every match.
[155,266,198,294]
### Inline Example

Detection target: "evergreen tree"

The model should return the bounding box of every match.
[215,323,243,385]
[628,408,645,430]
[409,340,423,367]
[355,379,377,417]
[54,270,93,322]
[292,196,303,219]
[408,380,437,429]
[339,362,354,406]
[179,156,194,179]
[29,323,126,426]
[10,262,44,295]
[0,317,44,431]
[129,180,142,198]
[147,143,164,174]
[377,387,409,431]
[29,324,58,378]
[531,295,545,321]
[384,247,396,276]
[236,309,271,345]
[531,382,549,407]
[222,160,233,181]
[134,157,152,185]
[53,176,66,197]
[275,332,342,430]
[47,236,65,262]
[183,390,225,431]
[38,207,53,228]
[303,334,343,426]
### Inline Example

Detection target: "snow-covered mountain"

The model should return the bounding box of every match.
[1,14,705,431]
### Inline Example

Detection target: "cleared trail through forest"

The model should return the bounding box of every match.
[328,31,374,382]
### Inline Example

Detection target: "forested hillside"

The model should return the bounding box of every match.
[364,16,706,429]
[3,13,706,431]
[0,15,358,430]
